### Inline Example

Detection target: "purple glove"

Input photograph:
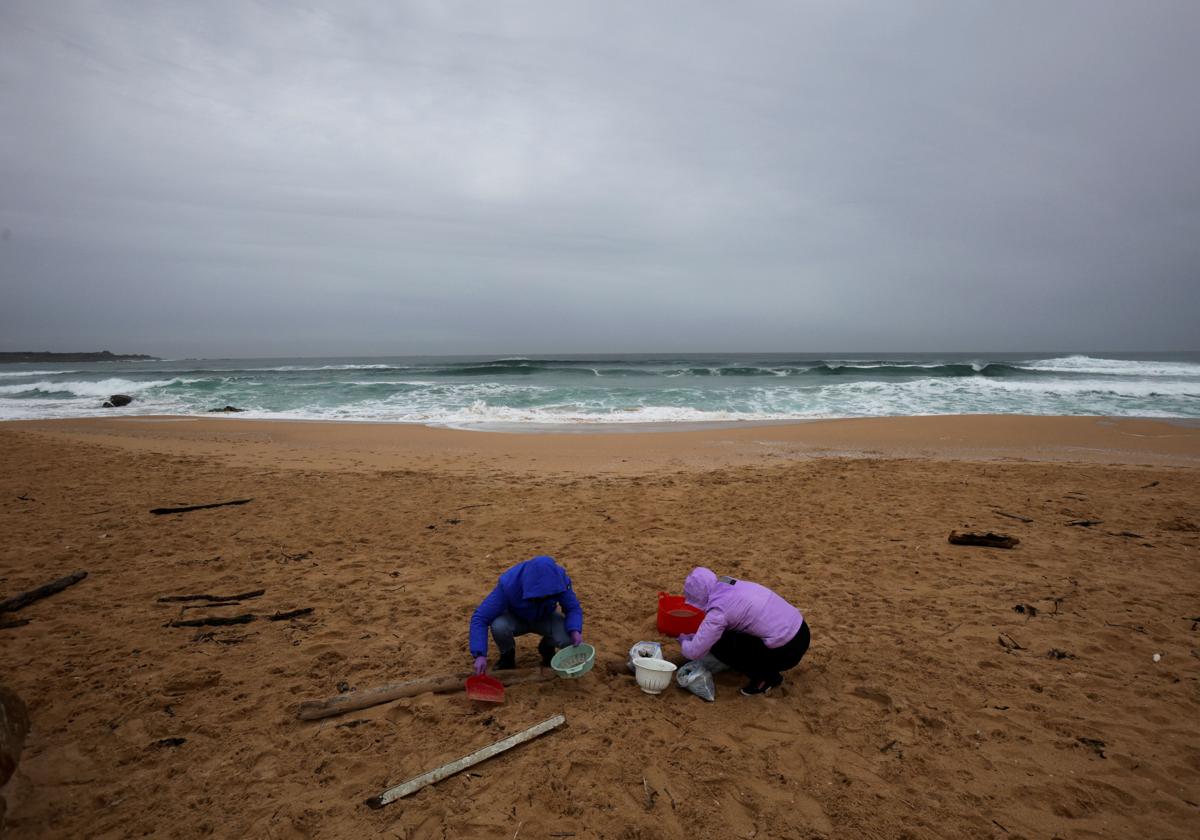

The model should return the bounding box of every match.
[678,633,695,644]
[472,656,488,675]
[569,630,583,647]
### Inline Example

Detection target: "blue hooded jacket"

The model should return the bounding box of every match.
[469,556,584,657]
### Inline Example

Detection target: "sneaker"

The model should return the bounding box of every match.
[740,673,783,696]
[496,649,516,670]
[537,637,557,667]
[740,680,772,696]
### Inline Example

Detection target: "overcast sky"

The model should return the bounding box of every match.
[1,1,1198,357]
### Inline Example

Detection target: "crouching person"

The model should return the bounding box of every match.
[470,555,584,675]
[679,566,810,696]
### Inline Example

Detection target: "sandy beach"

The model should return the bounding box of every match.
[1,415,1198,839]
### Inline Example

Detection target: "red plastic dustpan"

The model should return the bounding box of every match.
[465,675,505,703]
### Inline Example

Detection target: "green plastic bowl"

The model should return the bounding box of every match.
[550,643,596,679]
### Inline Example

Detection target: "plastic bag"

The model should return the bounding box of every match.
[627,640,663,673]
[676,661,716,702]
[694,652,729,674]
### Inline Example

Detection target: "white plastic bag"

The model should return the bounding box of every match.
[627,640,663,673]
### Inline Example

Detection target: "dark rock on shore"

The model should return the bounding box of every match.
[103,394,133,408]
[208,405,246,413]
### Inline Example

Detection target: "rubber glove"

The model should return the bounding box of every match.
[569,630,583,647]
[472,655,488,675]
[678,633,695,645]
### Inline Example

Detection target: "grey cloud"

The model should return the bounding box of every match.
[1,0,1198,356]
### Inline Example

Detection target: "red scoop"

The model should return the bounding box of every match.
[465,675,505,703]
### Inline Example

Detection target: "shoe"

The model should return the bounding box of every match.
[537,637,557,667]
[740,673,783,696]
[496,649,516,670]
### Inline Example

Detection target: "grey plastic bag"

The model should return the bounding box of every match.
[676,660,717,702]
[694,652,729,674]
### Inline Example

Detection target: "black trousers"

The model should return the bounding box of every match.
[711,621,811,683]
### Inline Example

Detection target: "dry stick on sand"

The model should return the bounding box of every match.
[948,531,1020,549]
[169,614,256,628]
[365,714,566,808]
[149,498,253,516]
[268,608,313,621]
[0,571,88,614]
[158,589,265,603]
[993,510,1034,523]
[0,619,31,630]
[168,607,312,628]
[297,668,555,720]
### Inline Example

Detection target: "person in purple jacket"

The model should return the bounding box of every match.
[469,555,584,675]
[678,566,810,696]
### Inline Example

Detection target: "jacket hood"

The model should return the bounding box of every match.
[683,566,718,610]
[515,555,570,599]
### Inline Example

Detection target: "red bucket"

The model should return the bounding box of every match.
[657,591,705,636]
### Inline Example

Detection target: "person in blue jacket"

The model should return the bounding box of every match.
[470,555,584,674]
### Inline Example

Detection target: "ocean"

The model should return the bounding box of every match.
[1,353,1197,427]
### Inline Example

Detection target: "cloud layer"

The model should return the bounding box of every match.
[2,1,1198,356]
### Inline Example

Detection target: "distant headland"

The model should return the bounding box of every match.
[0,351,159,363]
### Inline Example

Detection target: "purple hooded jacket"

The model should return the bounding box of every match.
[680,567,803,660]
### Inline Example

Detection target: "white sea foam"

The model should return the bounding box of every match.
[0,370,80,378]
[0,378,185,397]
[1021,355,1200,377]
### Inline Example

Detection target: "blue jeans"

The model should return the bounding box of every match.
[490,611,570,653]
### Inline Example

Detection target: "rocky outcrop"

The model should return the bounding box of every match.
[102,394,133,408]
[207,405,246,413]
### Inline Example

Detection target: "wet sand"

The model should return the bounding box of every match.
[1,415,1198,839]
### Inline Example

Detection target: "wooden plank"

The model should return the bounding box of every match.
[365,714,566,808]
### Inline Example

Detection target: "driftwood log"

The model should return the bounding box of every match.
[168,607,312,628]
[1,685,31,824]
[158,589,265,603]
[268,608,313,621]
[169,614,256,628]
[297,668,555,721]
[948,531,1020,549]
[150,499,253,516]
[0,571,88,613]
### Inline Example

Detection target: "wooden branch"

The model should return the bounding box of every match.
[948,531,1019,549]
[268,608,313,621]
[365,714,566,808]
[0,571,87,613]
[149,499,253,516]
[0,619,31,630]
[993,510,1033,523]
[297,668,554,720]
[158,589,265,603]
[180,601,242,613]
[1066,519,1102,528]
[168,614,256,628]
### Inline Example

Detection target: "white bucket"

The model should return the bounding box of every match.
[633,658,677,694]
